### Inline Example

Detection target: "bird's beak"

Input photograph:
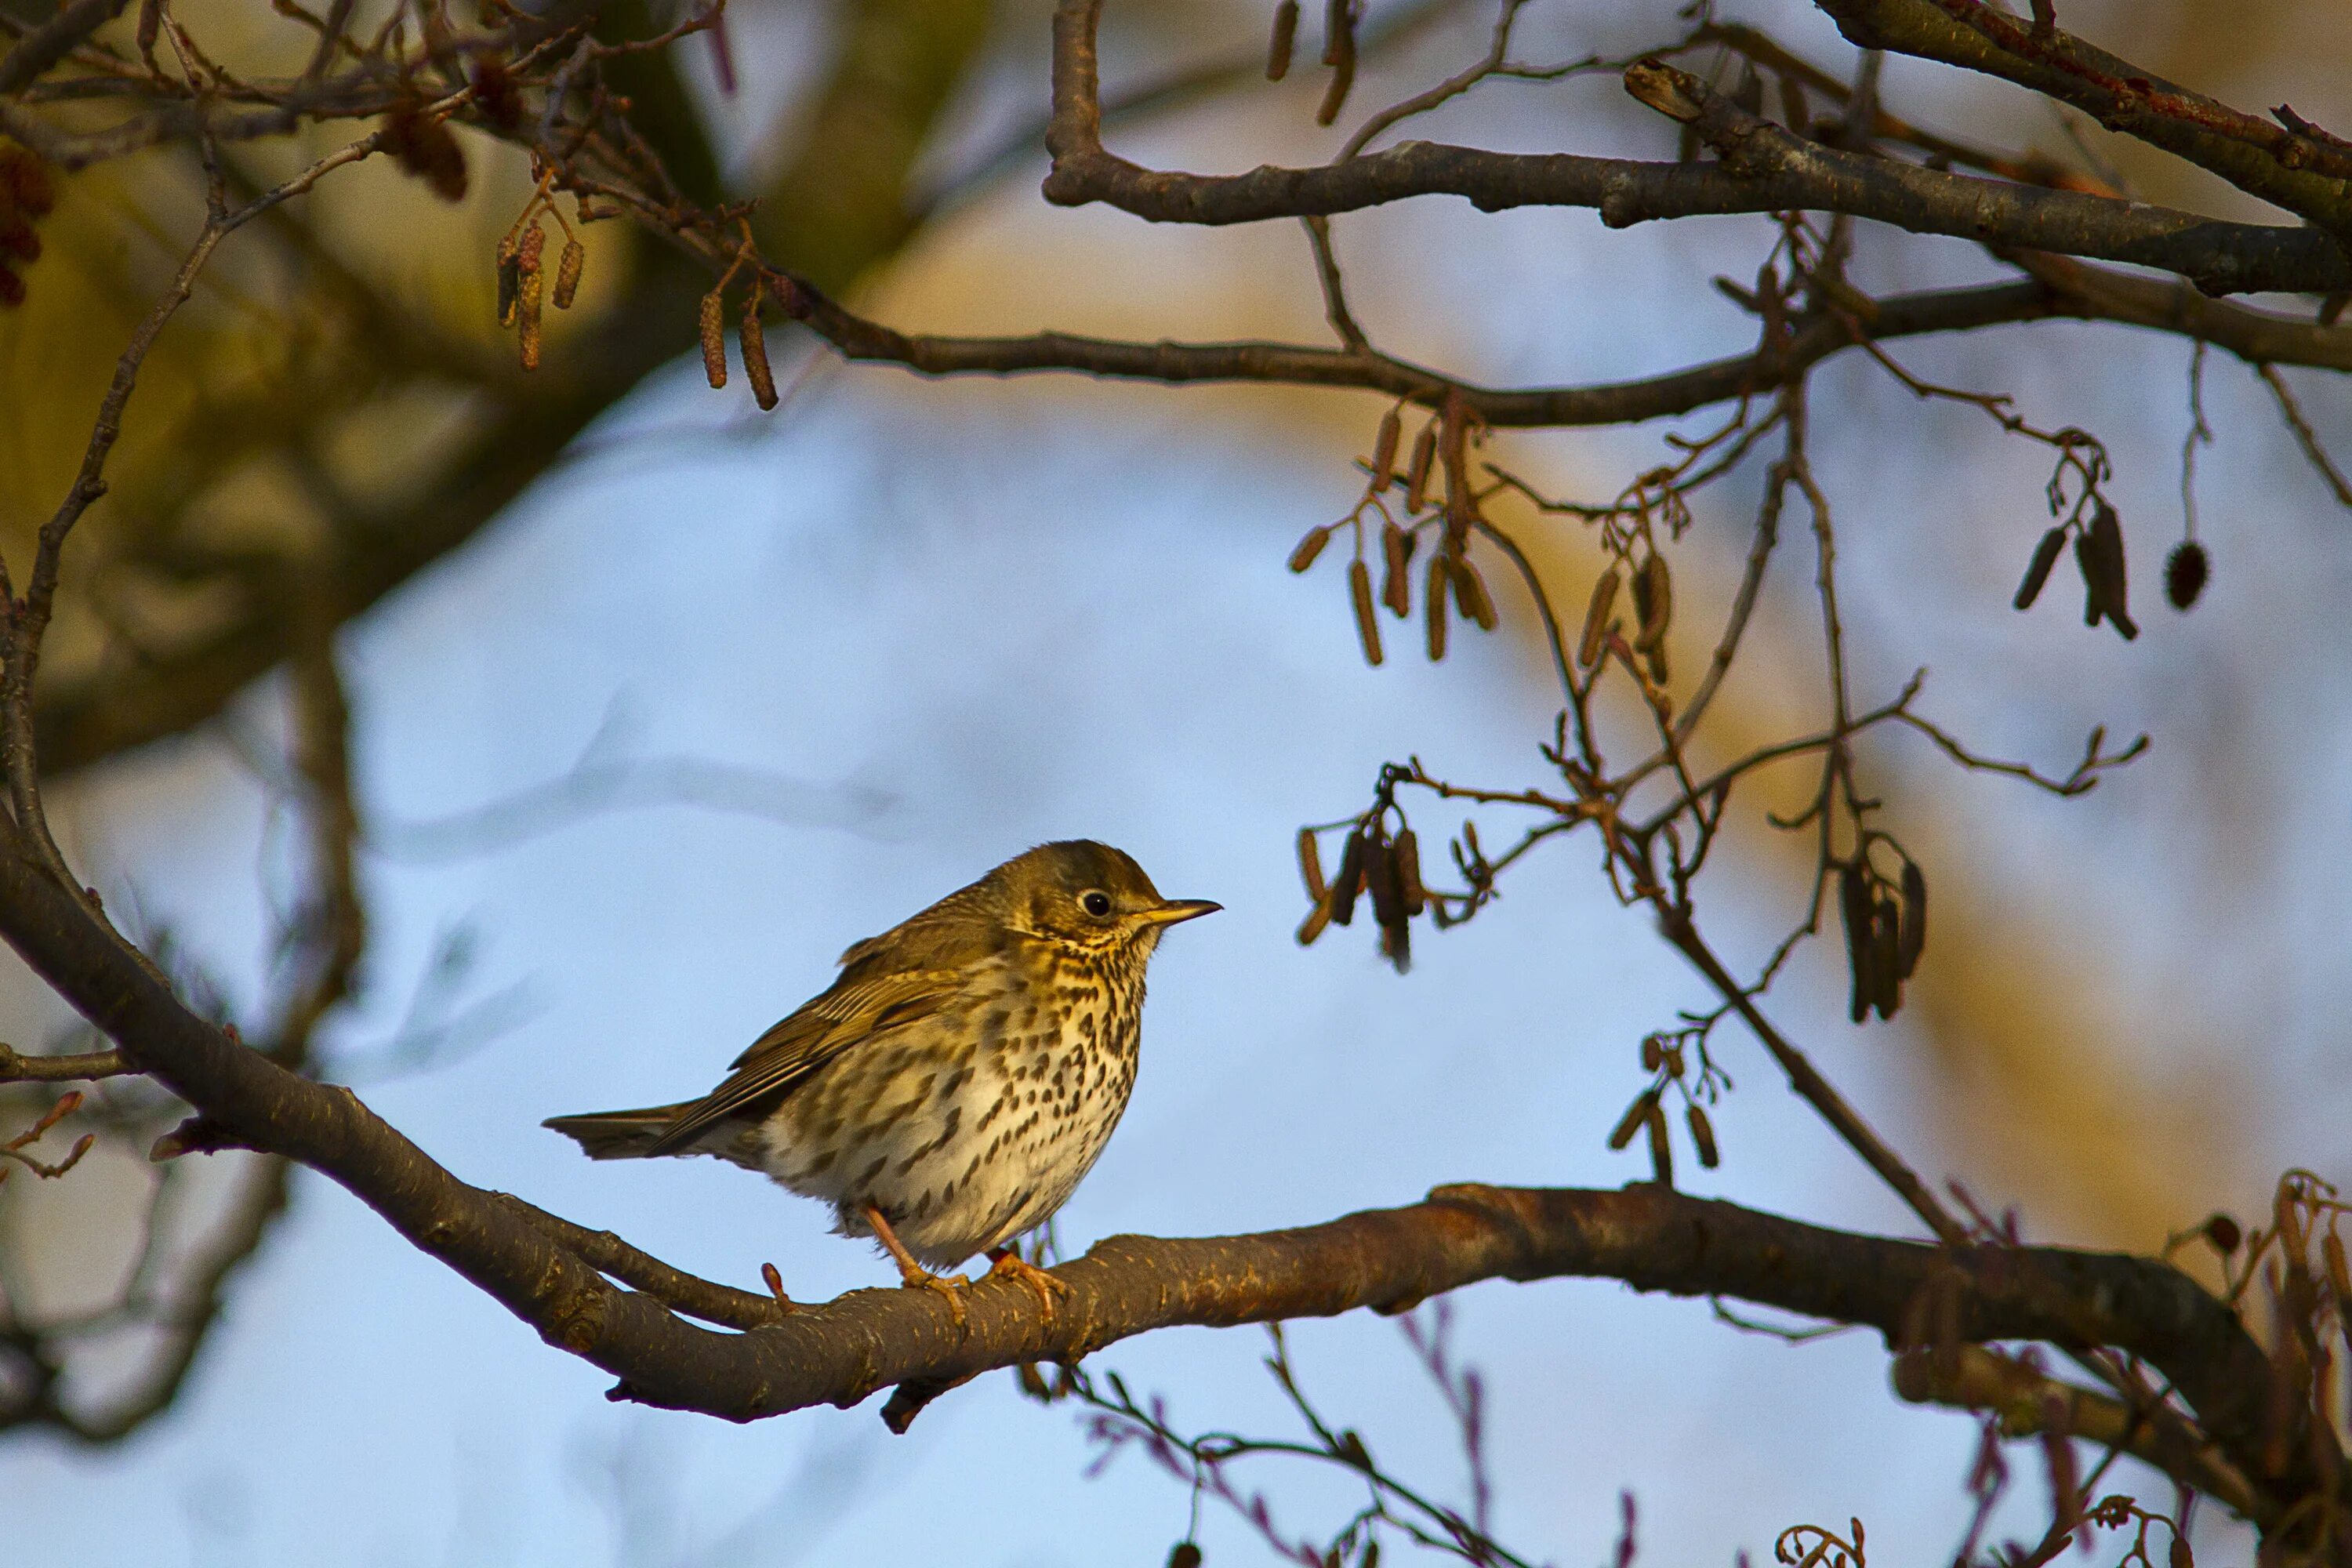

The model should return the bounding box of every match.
[1141,898,1222,927]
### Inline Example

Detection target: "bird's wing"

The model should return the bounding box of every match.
[641,966,970,1156]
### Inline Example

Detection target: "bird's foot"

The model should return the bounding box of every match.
[985,1249,1070,1319]
[897,1261,972,1326]
[864,1203,971,1327]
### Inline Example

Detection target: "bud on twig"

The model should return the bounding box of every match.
[699,289,728,388]
[1348,558,1384,665]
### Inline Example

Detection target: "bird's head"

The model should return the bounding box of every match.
[995,840,1219,955]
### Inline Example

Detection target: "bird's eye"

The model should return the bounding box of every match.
[1081,891,1113,917]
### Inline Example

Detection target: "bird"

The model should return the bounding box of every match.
[543,840,1218,1319]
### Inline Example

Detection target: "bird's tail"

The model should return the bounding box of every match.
[542,1103,700,1160]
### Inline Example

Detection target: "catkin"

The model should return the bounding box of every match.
[699,289,728,388]
[742,302,778,409]
[514,224,545,371]
[1266,0,1298,80]
[553,238,584,310]
[1348,558,1384,666]
[1370,407,1400,489]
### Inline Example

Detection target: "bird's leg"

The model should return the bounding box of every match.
[985,1247,1070,1319]
[864,1205,970,1326]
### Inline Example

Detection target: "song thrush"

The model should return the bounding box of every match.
[544,840,1218,1316]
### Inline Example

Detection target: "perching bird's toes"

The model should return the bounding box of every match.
[986,1249,1070,1319]
[902,1266,972,1326]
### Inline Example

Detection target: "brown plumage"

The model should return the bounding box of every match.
[545,841,1217,1311]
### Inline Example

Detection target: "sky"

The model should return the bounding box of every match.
[7,2,2352,1565]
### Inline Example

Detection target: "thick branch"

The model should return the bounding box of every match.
[1040,2,2350,297]
[773,263,2352,429]
[1812,0,2352,233]
[0,833,2278,1504]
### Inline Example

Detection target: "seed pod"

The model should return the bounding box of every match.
[1577,567,1621,667]
[553,238,584,309]
[699,288,728,388]
[1897,859,1927,978]
[1265,0,1298,80]
[1169,1544,1204,1568]
[1871,893,1904,1020]
[1686,1103,1719,1169]
[2167,1537,2190,1568]
[1632,552,1672,650]
[1645,1101,1674,1187]
[515,223,545,371]
[2013,525,2066,610]
[1370,406,1401,488]
[1393,827,1425,916]
[1403,426,1436,514]
[1328,829,1367,926]
[742,301,778,410]
[1289,524,1332,573]
[1608,1089,1658,1152]
[1348,558,1384,665]
[2165,539,2209,611]
[2203,1212,2242,1254]
[1641,1035,1663,1072]
[1643,642,1670,688]
[1449,554,1497,630]
[1840,862,1873,1025]
[1380,524,1412,617]
[1296,828,1327,902]
[1378,910,1410,972]
[1424,551,1449,661]
[495,232,521,328]
[470,53,524,131]
[136,0,161,54]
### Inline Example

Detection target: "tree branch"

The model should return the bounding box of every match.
[1811,0,2352,234]
[1039,1,2350,297]
[0,830,2280,1508]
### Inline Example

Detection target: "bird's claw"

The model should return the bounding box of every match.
[897,1263,972,1327]
[986,1250,1070,1319]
